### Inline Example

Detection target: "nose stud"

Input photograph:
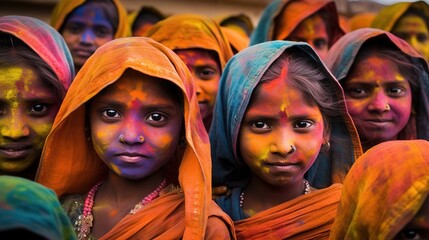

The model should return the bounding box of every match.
[385,104,390,111]
[289,145,296,153]
[119,135,144,143]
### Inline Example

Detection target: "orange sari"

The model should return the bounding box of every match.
[36,37,234,239]
[330,140,429,239]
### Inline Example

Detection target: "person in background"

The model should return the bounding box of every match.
[144,14,233,131]
[0,175,76,240]
[0,15,74,180]
[218,13,254,37]
[325,28,429,152]
[250,0,344,61]
[129,5,165,36]
[35,37,235,239]
[210,40,361,239]
[330,140,429,240]
[348,12,376,31]
[221,26,249,54]
[50,0,130,73]
[372,1,429,62]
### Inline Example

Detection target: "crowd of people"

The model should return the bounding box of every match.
[0,0,428,239]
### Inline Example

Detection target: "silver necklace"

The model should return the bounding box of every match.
[239,179,311,208]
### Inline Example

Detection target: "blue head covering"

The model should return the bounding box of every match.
[0,176,76,239]
[249,0,344,46]
[210,40,362,189]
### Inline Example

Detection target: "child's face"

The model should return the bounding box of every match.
[393,14,429,62]
[343,54,412,145]
[0,64,61,174]
[287,14,329,61]
[175,49,221,122]
[61,3,114,69]
[89,71,183,179]
[238,71,324,187]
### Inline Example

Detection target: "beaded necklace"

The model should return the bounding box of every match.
[76,178,167,239]
[239,179,311,208]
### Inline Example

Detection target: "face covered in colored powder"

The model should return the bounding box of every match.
[288,14,329,61]
[238,70,325,187]
[343,54,412,148]
[61,3,114,70]
[393,14,429,62]
[395,197,429,240]
[0,64,61,174]
[89,70,183,179]
[175,49,221,124]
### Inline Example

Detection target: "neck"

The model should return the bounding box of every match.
[0,161,38,180]
[99,170,166,206]
[243,174,307,211]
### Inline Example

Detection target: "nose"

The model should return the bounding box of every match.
[195,82,202,97]
[80,29,95,45]
[118,116,145,145]
[368,90,390,113]
[1,113,30,140]
[270,127,295,157]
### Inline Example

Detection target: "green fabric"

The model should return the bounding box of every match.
[0,176,77,239]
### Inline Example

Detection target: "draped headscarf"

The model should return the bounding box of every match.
[250,0,344,46]
[325,28,429,142]
[330,140,429,239]
[371,1,429,33]
[144,14,233,70]
[210,40,362,189]
[0,15,74,90]
[50,0,130,38]
[36,37,215,238]
[0,176,76,240]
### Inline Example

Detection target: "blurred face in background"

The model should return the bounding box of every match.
[393,14,429,61]
[61,3,114,70]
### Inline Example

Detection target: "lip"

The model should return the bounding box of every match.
[115,152,147,163]
[264,161,300,174]
[363,119,393,127]
[73,49,94,58]
[199,102,212,117]
[0,143,33,159]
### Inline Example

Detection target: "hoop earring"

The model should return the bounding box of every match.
[323,140,330,152]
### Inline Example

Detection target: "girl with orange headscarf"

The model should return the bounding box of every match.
[144,14,233,132]
[36,37,235,239]
[50,0,130,73]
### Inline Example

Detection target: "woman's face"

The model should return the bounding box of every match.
[61,3,114,70]
[89,71,183,180]
[239,69,324,187]
[393,14,429,62]
[0,64,61,174]
[175,49,221,123]
[343,54,412,148]
[287,14,329,60]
